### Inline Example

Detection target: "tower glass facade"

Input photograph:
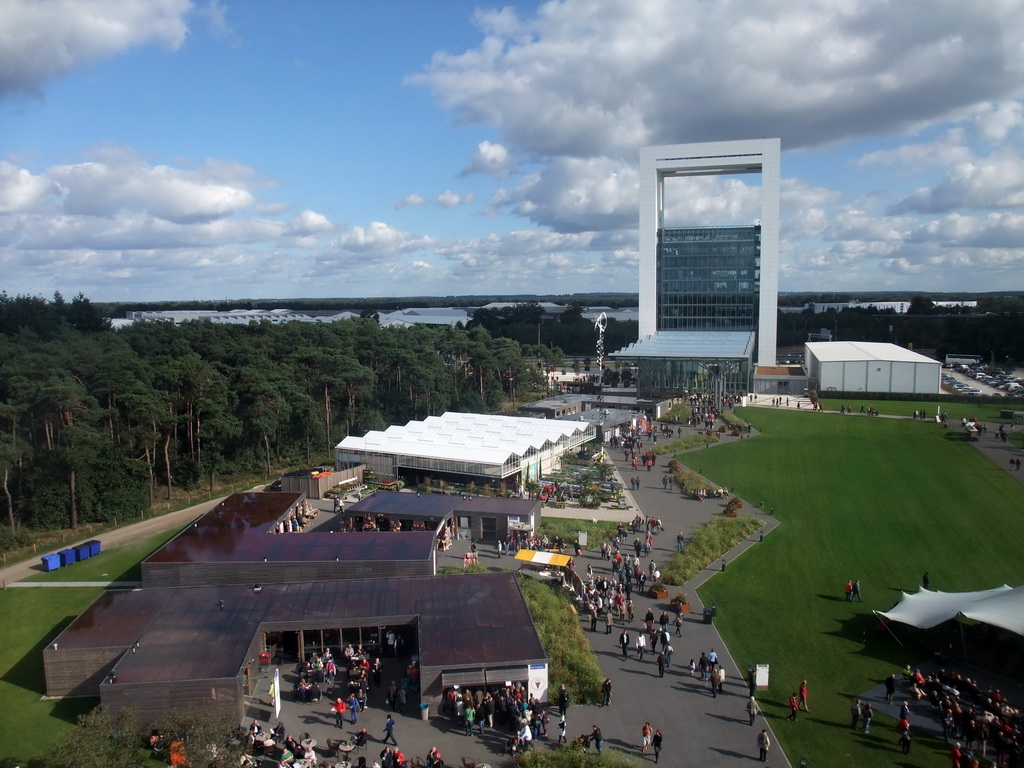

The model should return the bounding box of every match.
[656,225,761,333]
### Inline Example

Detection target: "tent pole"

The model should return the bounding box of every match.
[959,621,968,662]
[873,611,903,646]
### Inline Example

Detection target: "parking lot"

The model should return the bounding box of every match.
[941,365,1023,397]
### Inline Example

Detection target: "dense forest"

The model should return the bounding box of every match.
[0,293,546,548]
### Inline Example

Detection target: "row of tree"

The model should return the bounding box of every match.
[0,294,542,546]
[777,305,1024,362]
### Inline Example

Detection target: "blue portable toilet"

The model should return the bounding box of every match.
[59,548,77,566]
[41,554,61,572]
[86,539,101,557]
[74,544,91,561]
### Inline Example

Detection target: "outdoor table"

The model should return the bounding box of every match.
[337,743,355,755]
[301,739,317,749]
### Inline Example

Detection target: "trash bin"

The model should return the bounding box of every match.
[703,607,714,625]
[419,703,429,721]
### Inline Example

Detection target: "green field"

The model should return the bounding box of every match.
[0,586,103,763]
[0,527,186,764]
[697,408,1024,768]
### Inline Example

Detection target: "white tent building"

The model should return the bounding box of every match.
[805,341,940,394]
[336,412,596,484]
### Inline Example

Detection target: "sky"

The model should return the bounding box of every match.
[2,0,1024,303]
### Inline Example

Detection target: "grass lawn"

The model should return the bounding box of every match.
[694,408,1024,768]
[2,526,187,763]
[26,527,183,583]
[0,586,103,763]
[816,398,1019,423]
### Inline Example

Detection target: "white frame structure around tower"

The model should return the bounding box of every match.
[638,139,780,367]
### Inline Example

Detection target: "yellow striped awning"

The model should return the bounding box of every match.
[515,549,571,567]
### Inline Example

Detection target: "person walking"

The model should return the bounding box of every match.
[589,725,603,755]
[850,698,862,730]
[899,723,911,755]
[862,702,873,733]
[636,631,647,660]
[605,609,613,634]
[709,667,721,698]
[557,683,570,717]
[332,697,346,728]
[787,693,799,721]
[885,674,896,704]
[601,677,612,707]
[747,696,761,726]
[651,729,663,764]
[656,651,667,678]
[798,680,810,711]
[619,630,631,661]
[557,717,567,744]
[382,714,398,746]
[757,729,771,762]
[641,722,653,754]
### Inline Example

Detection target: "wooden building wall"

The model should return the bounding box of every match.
[102,677,243,725]
[44,645,128,697]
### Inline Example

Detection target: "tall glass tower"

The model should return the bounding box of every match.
[614,139,780,397]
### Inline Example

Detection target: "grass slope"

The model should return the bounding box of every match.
[0,587,103,763]
[695,409,1024,768]
[2,527,187,763]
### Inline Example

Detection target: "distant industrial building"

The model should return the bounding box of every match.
[805,341,940,394]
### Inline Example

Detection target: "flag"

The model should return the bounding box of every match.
[272,667,280,719]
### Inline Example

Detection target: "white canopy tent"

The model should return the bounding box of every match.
[877,585,1024,638]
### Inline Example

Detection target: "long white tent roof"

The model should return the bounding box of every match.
[337,411,593,466]
[878,585,1024,637]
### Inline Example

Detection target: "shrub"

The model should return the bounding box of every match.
[661,517,764,586]
[652,433,718,456]
[517,747,638,768]
[670,592,690,609]
[517,575,603,704]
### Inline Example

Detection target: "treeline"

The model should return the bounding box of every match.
[778,305,1024,361]
[0,294,542,547]
[468,300,638,356]
[101,292,641,317]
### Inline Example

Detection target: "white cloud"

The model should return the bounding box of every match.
[287,210,333,236]
[395,193,426,209]
[462,140,515,176]
[891,148,1024,213]
[410,0,1024,159]
[0,0,192,99]
[0,162,57,213]
[970,100,1024,143]
[436,190,476,208]
[856,130,974,172]
[491,157,638,232]
[330,221,434,254]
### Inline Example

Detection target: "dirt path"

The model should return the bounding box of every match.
[0,486,265,588]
